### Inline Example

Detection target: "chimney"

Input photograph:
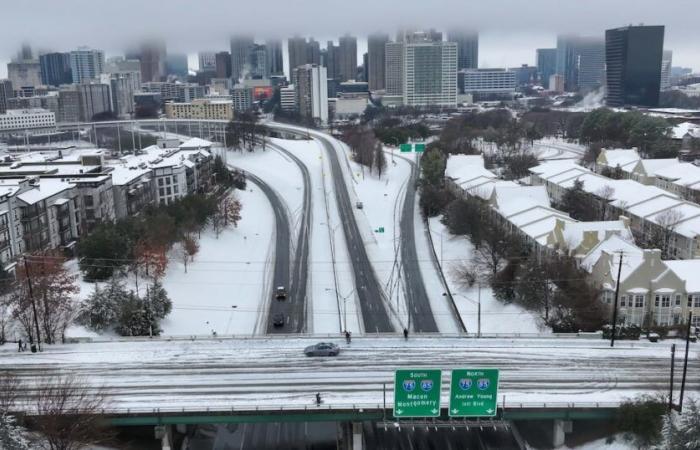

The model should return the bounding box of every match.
[643,249,662,267]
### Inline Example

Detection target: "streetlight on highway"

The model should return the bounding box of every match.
[444,289,481,338]
[325,287,355,333]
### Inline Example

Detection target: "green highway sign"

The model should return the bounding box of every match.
[448,369,499,417]
[414,143,426,153]
[394,369,442,418]
[399,143,412,153]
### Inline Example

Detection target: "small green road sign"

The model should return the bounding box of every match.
[394,369,442,418]
[414,143,426,153]
[399,143,412,153]
[449,369,499,417]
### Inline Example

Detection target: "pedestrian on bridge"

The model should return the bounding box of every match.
[345,331,351,344]
[403,328,409,340]
[315,393,322,406]
[18,338,23,352]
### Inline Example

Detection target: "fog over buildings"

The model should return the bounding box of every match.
[0,0,699,78]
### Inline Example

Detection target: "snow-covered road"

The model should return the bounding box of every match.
[2,337,696,412]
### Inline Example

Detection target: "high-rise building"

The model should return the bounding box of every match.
[215,51,232,78]
[362,52,368,82]
[323,41,340,81]
[165,54,189,77]
[69,47,105,84]
[230,35,255,81]
[288,37,322,83]
[198,52,217,71]
[266,40,284,75]
[337,35,357,82]
[250,44,268,79]
[385,42,404,96]
[556,35,604,92]
[39,53,72,86]
[294,64,328,123]
[509,64,538,86]
[78,82,112,121]
[308,39,321,66]
[447,29,478,70]
[139,41,166,83]
[536,48,557,88]
[461,68,516,100]
[101,71,140,118]
[57,86,81,123]
[7,60,42,92]
[660,50,673,92]
[576,38,605,92]
[605,25,665,107]
[403,35,458,106]
[0,80,13,114]
[367,33,389,91]
[105,57,141,73]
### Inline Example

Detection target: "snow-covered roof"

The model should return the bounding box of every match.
[581,234,645,283]
[664,260,700,293]
[17,178,75,205]
[599,148,640,169]
[107,165,152,186]
[529,160,586,179]
[654,162,700,186]
[179,137,213,149]
[493,185,550,216]
[445,154,495,185]
[671,122,700,140]
[561,220,634,251]
[466,179,518,200]
[639,158,679,176]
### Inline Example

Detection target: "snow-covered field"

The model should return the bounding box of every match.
[67,185,274,338]
[428,217,546,335]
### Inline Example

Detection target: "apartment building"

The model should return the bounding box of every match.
[164,99,233,120]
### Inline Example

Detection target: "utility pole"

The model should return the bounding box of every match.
[669,343,676,411]
[23,257,42,352]
[477,283,482,338]
[610,252,624,348]
[678,311,693,412]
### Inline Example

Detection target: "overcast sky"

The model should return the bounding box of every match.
[1,0,699,78]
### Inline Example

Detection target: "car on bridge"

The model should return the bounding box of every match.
[275,286,287,300]
[304,343,340,357]
[272,314,285,327]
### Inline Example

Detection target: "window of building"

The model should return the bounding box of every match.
[166,187,172,195]
[620,295,626,307]
[173,185,178,194]
[158,178,163,186]
[635,295,644,308]
[159,188,164,196]
[655,294,671,308]
[675,294,682,307]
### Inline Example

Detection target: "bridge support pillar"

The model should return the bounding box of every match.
[155,424,173,450]
[552,419,572,447]
[351,422,364,450]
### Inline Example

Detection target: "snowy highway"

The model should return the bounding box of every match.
[1,336,696,413]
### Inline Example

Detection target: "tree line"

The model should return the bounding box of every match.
[339,125,387,178]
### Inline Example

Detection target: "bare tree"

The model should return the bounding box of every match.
[450,260,479,289]
[595,185,616,220]
[473,229,512,279]
[650,209,685,259]
[176,235,200,273]
[33,375,115,450]
[0,371,20,414]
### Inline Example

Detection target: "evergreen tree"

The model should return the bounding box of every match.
[374,142,387,179]
[0,414,30,450]
[560,179,598,221]
[115,292,161,337]
[678,399,700,449]
[145,280,172,320]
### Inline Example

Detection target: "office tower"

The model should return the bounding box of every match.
[280,85,297,111]
[18,43,33,61]
[576,37,605,92]
[230,35,255,81]
[385,41,404,96]
[536,48,557,88]
[288,36,308,75]
[57,86,81,122]
[461,68,516,100]
[78,82,112,121]
[266,39,284,75]
[556,35,604,92]
[605,25,665,107]
[165,54,189,77]
[323,41,340,80]
[0,80,13,114]
[70,47,105,83]
[403,33,458,106]
[362,52,368,82]
[7,60,42,92]
[215,51,232,78]
[509,65,538,86]
[101,71,140,117]
[447,29,478,69]
[308,39,321,65]
[367,33,389,91]
[198,52,217,71]
[39,53,72,86]
[660,50,673,91]
[249,44,268,79]
[337,35,357,82]
[139,41,166,82]
[294,64,328,123]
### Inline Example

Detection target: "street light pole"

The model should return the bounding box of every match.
[477,284,482,338]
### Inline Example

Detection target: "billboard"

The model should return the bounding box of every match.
[252,86,273,101]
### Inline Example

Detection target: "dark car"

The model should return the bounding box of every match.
[304,342,340,357]
[272,313,285,327]
[275,286,287,300]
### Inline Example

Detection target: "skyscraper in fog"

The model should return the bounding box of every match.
[403,32,457,106]
[368,33,389,91]
[288,37,321,83]
[605,25,665,107]
[556,35,604,92]
[40,52,72,86]
[69,47,105,83]
[215,52,232,78]
[230,35,255,81]
[266,39,284,75]
[337,34,357,82]
[139,41,166,83]
[447,29,478,69]
[198,52,217,71]
[384,41,404,96]
[660,50,673,91]
[536,48,556,88]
